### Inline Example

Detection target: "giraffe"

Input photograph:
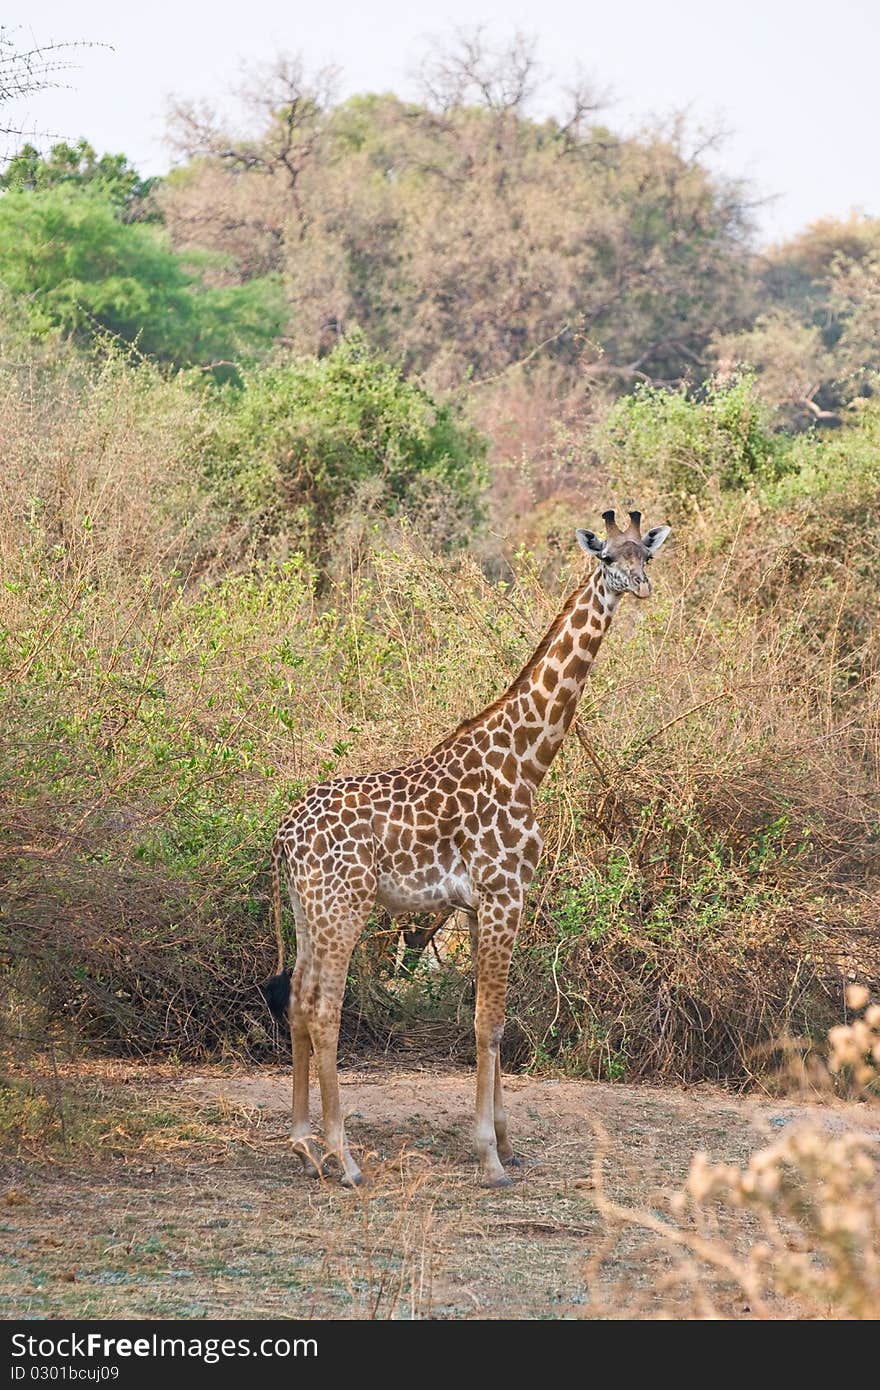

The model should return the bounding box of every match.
[262,509,670,1187]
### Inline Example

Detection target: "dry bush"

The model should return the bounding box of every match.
[0,348,227,594]
[589,987,880,1318]
[2,352,879,1076]
[3,520,878,1071]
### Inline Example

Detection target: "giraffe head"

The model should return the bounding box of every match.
[575,509,670,598]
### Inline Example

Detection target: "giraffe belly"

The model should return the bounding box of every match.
[375,867,476,918]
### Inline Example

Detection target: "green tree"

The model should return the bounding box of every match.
[0,184,284,367]
[1,139,157,217]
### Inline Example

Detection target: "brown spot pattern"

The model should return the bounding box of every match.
[269,533,666,1186]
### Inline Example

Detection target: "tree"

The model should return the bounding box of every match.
[161,36,755,392]
[1,138,157,219]
[203,331,487,558]
[712,311,837,427]
[160,56,336,282]
[0,184,284,368]
[715,216,880,423]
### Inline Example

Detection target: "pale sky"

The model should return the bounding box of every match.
[5,0,879,245]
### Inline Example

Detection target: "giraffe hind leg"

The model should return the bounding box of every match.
[289,973,329,1179]
[294,889,375,1188]
[275,869,327,1178]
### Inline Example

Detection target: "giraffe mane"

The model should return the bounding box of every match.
[430,578,592,753]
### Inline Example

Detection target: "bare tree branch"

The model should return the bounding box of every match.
[168,53,337,201]
[555,70,609,151]
[0,26,109,143]
[418,27,541,115]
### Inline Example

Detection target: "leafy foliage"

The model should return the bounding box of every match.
[0,184,284,367]
[0,138,157,215]
[202,332,487,556]
[597,374,784,506]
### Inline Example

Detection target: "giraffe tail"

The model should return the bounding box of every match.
[271,840,285,975]
[259,840,293,1023]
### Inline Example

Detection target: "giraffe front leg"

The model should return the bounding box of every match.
[473,900,519,1188]
[475,1023,508,1187]
[494,1051,520,1166]
[313,1003,363,1188]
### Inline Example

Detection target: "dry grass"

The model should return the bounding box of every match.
[585,985,880,1319]
[2,1023,878,1319]
[2,985,877,1322]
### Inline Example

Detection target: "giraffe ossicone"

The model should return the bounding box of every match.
[261,509,670,1187]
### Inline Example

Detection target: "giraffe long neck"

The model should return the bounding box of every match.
[483,566,619,787]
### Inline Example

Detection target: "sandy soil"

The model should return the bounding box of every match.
[2,1062,878,1319]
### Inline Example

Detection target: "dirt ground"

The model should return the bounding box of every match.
[2,1061,878,1320]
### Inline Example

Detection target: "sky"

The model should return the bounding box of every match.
[5,0,879,245]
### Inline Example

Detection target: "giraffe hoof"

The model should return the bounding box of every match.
[481,1172,515,1189]
[502,1153,524,1168]
[304,1160,333,1179]
[291,1138,329,1179]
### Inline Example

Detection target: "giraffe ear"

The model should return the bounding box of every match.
[576,528,605,557]
[643,525,671,556]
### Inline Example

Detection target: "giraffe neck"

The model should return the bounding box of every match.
[439,565,619,787]
[500,565,618,786]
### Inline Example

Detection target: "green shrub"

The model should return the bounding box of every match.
[598,374,784,507]
[764,398,880,508]
[202,331,487,557]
